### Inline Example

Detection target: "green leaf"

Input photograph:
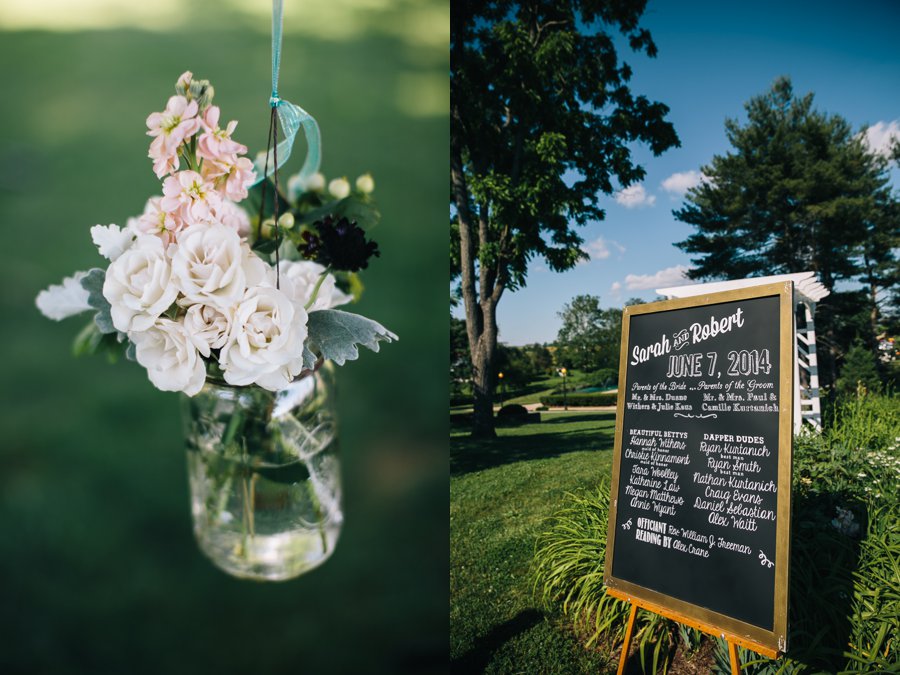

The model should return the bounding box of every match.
[306,309,397,366]
[295,195,381,230]
[72,320,103,357]
[79,267,116,334]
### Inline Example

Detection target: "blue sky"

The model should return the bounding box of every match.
[455,0,900,346]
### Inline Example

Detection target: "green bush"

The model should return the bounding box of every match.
[533,393,900,673]
[539,392,617,407]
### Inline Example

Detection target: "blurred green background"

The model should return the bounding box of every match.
[0,1,448,672]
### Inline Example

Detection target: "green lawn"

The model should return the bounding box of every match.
[0,13,447,674]
[450,412,617,672]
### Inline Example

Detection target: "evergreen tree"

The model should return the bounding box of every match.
[452,0,679,436]
[675,77,899,385]
[836,341,882,397]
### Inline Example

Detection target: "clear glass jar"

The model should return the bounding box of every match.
[182,364,341,581]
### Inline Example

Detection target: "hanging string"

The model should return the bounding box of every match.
[253,0,324,289]
[251,0,322,187]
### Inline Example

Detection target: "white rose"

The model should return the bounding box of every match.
[277,260,352,311]
[132,317,206,396]
[91,223,135,261]
[328,177,350,199]
[219,285,308,391]
[103,235,178,332]
[183,303,232,357]
[171,223,266,308]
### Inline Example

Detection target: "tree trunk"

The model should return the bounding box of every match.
[469,302,498,438]
[452,91,497,438]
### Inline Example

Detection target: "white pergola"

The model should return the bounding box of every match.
[656,272,829,433]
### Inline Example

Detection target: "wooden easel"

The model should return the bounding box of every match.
[607,588,779,675]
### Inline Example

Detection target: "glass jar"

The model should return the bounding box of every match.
[182,363,341,581]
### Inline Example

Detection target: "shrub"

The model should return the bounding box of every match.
[539,392,617,407]
[496,404,539,426]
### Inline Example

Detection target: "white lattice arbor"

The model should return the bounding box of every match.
[656,272,830,434]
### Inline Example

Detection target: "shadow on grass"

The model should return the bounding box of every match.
[451,416,615,476]
[539,412,616,426]
[450,609,544,673]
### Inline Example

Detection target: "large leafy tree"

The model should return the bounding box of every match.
[556,294,622,372]
[451,0,679,437]
[675,77,899,386]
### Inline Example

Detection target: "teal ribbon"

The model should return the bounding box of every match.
[251,0,321,186]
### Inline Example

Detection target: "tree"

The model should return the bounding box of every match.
[556,295,620,372]
[836,341,882,397]
[674,77,899,386]
[450,315,472,397]
[451,1,679,437]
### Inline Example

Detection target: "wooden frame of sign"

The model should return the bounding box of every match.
[605,281,793,662]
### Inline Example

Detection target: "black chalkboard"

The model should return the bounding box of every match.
[605,282,793,653]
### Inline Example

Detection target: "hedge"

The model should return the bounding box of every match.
[539,392,617,407]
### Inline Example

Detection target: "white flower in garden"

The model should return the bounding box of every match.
[90,224,135,261]
[328,177,351,199]
[215,199,252,238]
[132,317,206,396]
[355,173,374,194]
[171,223,267,308]
[219,285,309,391]
[103,235,178,332]
[287,171,326,200]
[183,303,232,357]
[160,170,221,227]
[131,196,184,245]
[35,271,91,320]
[277,260,352,311]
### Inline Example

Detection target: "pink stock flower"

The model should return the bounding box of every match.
[197,106,247,162]
[148,136,181,178]
[161,171,221,227]
[204,157,257,202]
[176,71,193,91]
[131,196,185,245]
[146,95,202,176]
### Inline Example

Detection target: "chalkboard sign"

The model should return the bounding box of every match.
[604,282,793,654]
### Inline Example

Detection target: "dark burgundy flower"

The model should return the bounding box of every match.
[313,216,380,272]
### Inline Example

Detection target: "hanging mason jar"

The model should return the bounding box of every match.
[182,362,341,581]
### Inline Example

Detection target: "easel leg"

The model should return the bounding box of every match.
[728,640,741,674]
[616,604,638,675]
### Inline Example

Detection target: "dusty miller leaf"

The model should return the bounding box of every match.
[306,309,397,366]
[80,267,116,334]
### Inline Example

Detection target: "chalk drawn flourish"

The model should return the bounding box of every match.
[759,550,774,568]
[673,413,718,419]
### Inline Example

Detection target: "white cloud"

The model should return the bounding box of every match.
[609,281,623,298]
[861,120,900,158]
[622,264,691,291]
[614,183,656,209]
[583,236,626,261]
[661,170,708,196]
